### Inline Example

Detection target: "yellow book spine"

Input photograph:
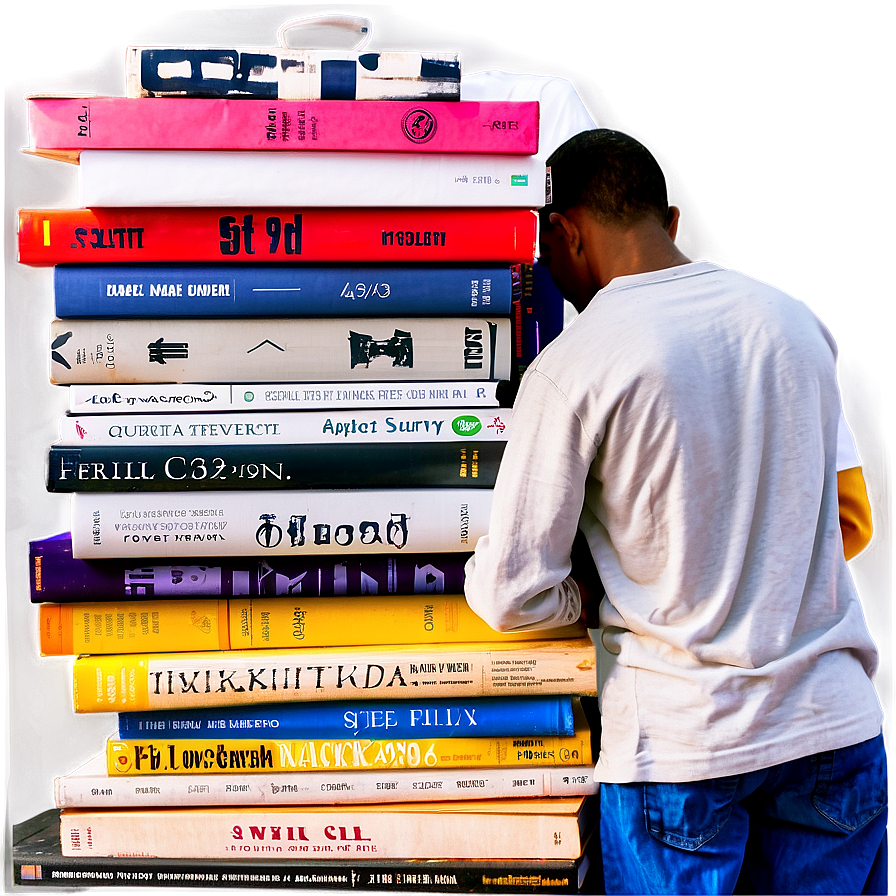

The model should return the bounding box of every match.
[228,594,582,649]
[106,730,592,776]
[40,599,230,655]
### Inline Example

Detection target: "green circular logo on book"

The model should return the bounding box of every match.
[243,391,255,403]
[452,415,482,437]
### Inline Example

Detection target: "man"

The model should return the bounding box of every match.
[464,129,886,894]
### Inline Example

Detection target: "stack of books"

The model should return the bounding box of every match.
[16,36,599,894]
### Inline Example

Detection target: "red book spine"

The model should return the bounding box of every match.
[17,207,537,266]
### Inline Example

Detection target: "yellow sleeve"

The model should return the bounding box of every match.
[838,466,873,560]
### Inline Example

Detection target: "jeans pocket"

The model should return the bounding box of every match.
[812,733,888,832]
[644,777,740,851]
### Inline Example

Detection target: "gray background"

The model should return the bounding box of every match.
[4,2,892,892]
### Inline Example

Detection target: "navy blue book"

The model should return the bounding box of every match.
[54,263,521,318]
[118,696,576,740]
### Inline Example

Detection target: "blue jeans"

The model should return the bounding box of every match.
[598,733,887,894]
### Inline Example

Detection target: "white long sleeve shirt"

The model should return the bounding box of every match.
[465,261,882,782]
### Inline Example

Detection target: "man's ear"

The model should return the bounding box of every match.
[549,211,582,253]
[665,206,681,241]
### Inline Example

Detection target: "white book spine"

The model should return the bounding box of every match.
[55,758,598,808]
[57,408,510,446]
[50,317,512,385]
[68,381,504,414]
[78,151,546,208]
[71,488,492,558]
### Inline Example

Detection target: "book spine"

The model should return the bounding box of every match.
[49,317,513,385]
[28,98,538,157]
[18,207,537,266]
[105,729,591,775]
[54,263,521,318]
[57,407,510,446]
[59,800,591,859]
[47,443,504,492]
[69,489,493,558]
[29,535,470,602]
[70,638,599,711]
[55,764,597,808]
[128,47,462,101]
[117,695,576,740]
[67,381,508,414]
[41,594,579,655]
[78,151,547,208]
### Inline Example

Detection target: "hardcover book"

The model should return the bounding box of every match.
[18,207,538,266]
[59,796,596,860]
[69,488,493,558]
[77,150,547,208]
[16,809,596,892]
[27,97,538,160]
[67,380,508,414]
[40,594,584,655]
[126,47,462,101]
[116,695,577,740]
[47,442,504,491]
[69,637,598,711]
[56,408,510,446]
[48,317,513,385]
[103,730,591,776]
[29,534,471,602]
[53,263,524,318]
[55,754,597,808]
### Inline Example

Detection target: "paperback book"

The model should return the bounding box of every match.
[55,754,597,809]
[48,317,513,385]
[29,534,470,602]
[69,488,493,558]
[40,594,583,655]
[18,207,538,266]
[27,97,538,160]
[66,381,508,414]
[58,797,596,860]
[53,263,524,318]
[15,809,595,892]
[127,47,462,101]
[47,442,504,491]
[69,637,598,711]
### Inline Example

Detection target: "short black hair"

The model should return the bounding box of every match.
[544,129,670,228]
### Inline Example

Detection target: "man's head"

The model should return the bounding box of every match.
[539,128,688,311]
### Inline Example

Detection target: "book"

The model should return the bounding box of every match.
[70,637,598,711]
[67,380,509,414]
[15,809,596,893]
[53,263,524,318]
[26,97,538,161]
[104,729,592,776]
[127,47,462,101]
[58,796,596,860]
[40,594,584,655]
[116,695,577,740]
[70,488,493,558]
[56,753,597,808]
[29,534,471,602]
[77,150,547,208]
[56,407,511,446]
[48,317,513,385]
[47,442,505,491]
[18,207,537,266]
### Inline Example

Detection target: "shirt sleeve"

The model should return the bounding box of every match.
[464,367,596,631]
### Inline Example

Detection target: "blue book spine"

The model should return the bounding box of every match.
[54,264,519,318]
[118,696,575,740]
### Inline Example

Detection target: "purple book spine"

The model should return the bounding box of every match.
[29,534,469,602]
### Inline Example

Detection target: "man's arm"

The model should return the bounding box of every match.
[464,368,596,632]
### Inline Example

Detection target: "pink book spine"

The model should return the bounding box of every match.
[26,97,539,157]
